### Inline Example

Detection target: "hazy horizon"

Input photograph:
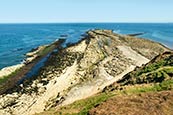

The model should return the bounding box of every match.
[0,0,173,23]
[0,22,173,24]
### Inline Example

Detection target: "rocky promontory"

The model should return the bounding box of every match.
[0,29,170,115]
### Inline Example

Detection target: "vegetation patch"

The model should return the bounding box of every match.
[121,80,173,95]
[38,45,56,57]
[35,93,114,115]
[0,68,22,85]
[35,79,173,115]
[118,52,173,85]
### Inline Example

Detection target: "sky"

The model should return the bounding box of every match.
[0,0,173,23]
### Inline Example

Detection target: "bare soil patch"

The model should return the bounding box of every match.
[89,90,173,115]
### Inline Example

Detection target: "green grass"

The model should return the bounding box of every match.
[121,66,173,85]
[0,68,21,84]
[163,67,173,74]
[119,52,173,85]
[59,93,114,115]
[121,80,173,95]
[36,92,114,115]
[37,45,56,57]
[137,59,169,76]
[135,53,173,77]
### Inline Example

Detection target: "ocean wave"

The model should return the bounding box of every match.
[113,29,121,33]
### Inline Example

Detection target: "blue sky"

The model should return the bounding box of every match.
[0,0,173,23]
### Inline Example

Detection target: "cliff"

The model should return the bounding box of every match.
[0,29,169,115]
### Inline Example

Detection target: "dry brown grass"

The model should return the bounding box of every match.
[89,90,173,115]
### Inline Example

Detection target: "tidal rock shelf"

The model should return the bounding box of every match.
[0,64,24,79]
[0,39,65,95]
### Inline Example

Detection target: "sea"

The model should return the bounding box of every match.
[0,23,173,69]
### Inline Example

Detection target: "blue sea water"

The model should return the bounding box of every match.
[0,23,173,69]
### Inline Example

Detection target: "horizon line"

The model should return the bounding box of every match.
[0,22,173,24]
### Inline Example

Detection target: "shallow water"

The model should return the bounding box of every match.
[0,23,173,69]
[17,53,51,84]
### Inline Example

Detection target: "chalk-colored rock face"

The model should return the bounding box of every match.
[0,29,169,115]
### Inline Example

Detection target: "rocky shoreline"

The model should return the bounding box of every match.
[0,39,66,94]
[0,45,49,79]
[0,29,170,115]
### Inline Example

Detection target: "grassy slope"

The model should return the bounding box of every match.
[118,51,173,85]
[35,52,173,115]
[35,80,173,115]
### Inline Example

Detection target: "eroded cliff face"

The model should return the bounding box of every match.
[0,29,169,115]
